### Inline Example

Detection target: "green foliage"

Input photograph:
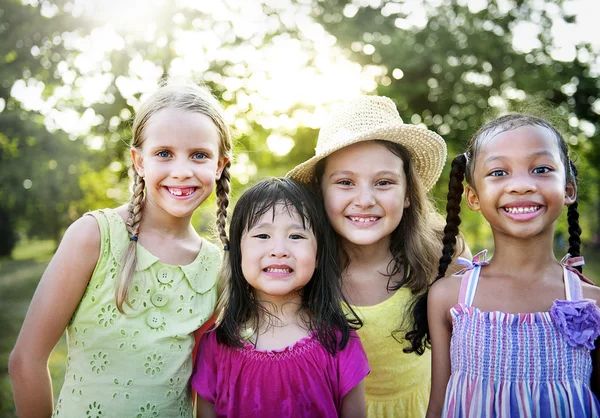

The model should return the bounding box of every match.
[0,0,599,248]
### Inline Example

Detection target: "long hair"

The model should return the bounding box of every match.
[406,113,581,353]
[116,83,233,313]
[313,140,455,354]
[216,177,361,355]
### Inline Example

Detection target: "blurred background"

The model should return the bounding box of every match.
[1,0,599,414]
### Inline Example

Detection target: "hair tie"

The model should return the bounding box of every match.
[463,152,470,164]
[223,244,229,251]
[130,236,138,242]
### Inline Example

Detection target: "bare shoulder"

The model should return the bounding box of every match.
[50,215,102,274]
[429,274,463,310]
[62,214,101,249]
[582,281,600,303]
[113,204,130,223]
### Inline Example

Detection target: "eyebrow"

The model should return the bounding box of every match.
[329,170,401,178]
[483,150,557,165]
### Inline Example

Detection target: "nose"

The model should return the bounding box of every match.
[269,237,290,258]
[506,172,537,194]
[170,158,193,180]
[354,184,376,208]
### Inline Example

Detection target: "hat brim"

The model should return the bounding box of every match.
[286,124,447,191]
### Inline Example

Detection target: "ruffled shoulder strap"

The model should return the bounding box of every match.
[561,254,594,301]
[456,250,489,306]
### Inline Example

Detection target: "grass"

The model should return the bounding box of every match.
[0,240,66,418]
[1,239,600,416]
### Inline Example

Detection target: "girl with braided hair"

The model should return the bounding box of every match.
[9,83,232,418]
[424,114,600,417]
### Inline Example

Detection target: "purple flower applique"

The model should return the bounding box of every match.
[551,299,600,350]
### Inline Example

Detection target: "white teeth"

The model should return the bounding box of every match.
[168,188,193,196]
[504,206,539,214]
[265,268,291,273]
[349,216,378,223]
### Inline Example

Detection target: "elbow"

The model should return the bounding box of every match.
[8,347,25,380]
[8,346,39,381]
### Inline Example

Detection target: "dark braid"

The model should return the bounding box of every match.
[436,154,468,280]
[567,161,582,272]
[404,153,468,354]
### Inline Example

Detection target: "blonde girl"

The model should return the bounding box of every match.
[9,83,232,418]
[288,95,469,417]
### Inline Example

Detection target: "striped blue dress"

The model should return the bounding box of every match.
[443,263,600,417]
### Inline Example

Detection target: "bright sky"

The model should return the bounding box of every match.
[9,0,600,160]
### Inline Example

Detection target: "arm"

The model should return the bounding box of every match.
[341,379,366,418]
[592,342,600,398]
[425,278,456,418]
[196,395,217,418]
[583,284,600,397]
[8,215,100,418]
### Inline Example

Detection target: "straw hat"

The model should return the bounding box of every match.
[286,95,447,191]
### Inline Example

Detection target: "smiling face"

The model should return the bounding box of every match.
[465,125,576,241]
[320,141,410,250]
[240,204,318,303]
[131,107,228,220]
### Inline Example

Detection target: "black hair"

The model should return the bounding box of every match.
[406,113,582,353]
[216,177,361,355]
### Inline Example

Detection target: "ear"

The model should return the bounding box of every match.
[465,185,480,211]
[564,181,577,206]
[404,196,410,209]
[216,156,230,180]
[131,147,144,178]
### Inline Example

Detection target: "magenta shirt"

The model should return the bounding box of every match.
[192,330,370,418]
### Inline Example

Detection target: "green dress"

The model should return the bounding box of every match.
[52,209,220,418]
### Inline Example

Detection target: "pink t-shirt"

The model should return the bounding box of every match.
[191,329,370,418]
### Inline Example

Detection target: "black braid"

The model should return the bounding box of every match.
[567,161,582,272]
[436,154,468,280]
[404,153,468,354]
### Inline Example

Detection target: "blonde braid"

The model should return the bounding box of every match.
[215,161,231,250]
[214,161,231,316]
[116,170,145,313]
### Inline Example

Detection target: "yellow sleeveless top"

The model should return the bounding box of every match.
[349,287,430,417]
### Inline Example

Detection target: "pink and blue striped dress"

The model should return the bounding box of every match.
[443,261,600,417]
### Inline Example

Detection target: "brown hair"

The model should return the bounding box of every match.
[116,84,232,313]
[313,140,459,348]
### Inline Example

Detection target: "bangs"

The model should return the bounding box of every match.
[236,179,313,234]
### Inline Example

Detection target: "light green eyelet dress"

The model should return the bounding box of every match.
[52,209,220,418]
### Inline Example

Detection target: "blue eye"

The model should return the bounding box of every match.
[193,152,207,160]
[533,166,551,174]
[157,150,171,158]
[489,170,507,177]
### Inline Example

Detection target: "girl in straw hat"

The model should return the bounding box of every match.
[287,95,469,417]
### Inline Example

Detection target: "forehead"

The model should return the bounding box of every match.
[248,203,305,228]
[477,125,563,162]
[325,141,405,171]
[143,107,220,148]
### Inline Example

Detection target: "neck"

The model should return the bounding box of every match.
[341,236,392,266]
[489,230,559,277]
[139,201,194,239]
[255,291,303,327]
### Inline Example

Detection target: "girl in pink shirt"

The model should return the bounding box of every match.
[192,177,370,418]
